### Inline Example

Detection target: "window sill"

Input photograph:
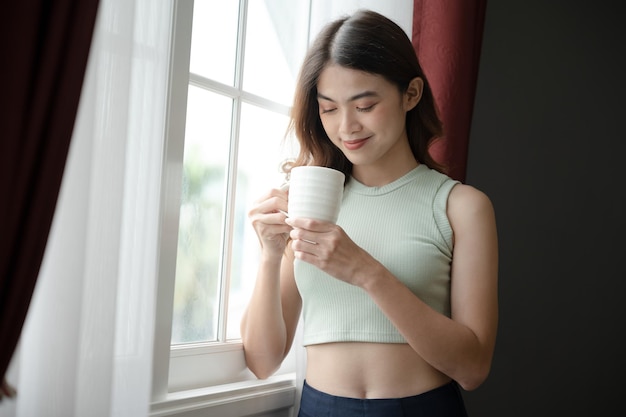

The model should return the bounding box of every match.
[150,373,297,417]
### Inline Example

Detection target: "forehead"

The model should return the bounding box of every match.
[317,64,396,100]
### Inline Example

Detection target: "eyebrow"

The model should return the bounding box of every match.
[317,91,379,102]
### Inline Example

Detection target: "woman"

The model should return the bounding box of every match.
[241,9,498,417]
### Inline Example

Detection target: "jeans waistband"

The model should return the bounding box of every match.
[298,380,468,417]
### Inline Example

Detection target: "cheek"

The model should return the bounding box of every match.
[327,133,342,148]
[320,117,338,140]
[366,111,391,133]
[376,106,406,132]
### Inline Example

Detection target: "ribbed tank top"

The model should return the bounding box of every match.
[294,164,459,345]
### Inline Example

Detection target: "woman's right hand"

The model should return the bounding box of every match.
[248,187,291,258]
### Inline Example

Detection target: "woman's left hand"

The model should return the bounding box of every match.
[285,217,380,288]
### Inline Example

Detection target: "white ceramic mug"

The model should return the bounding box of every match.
[287,166,345,223]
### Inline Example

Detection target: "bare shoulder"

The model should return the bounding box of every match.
[448,183,494,216]
[447,183,496,234]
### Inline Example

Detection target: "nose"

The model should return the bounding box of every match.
[339,110,362,135]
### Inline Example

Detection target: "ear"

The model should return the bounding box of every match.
[404,77,423,111]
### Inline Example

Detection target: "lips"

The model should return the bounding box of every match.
[343,138,369,150]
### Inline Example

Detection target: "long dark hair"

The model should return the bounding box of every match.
[286,9,445,180]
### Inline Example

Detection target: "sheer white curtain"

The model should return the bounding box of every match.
[3,1,173,416]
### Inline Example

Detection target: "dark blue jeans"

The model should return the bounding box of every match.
[298,380,469,417]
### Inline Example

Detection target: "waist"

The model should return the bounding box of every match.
[304,342,452,399]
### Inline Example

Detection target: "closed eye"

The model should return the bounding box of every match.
[357,104,375,112]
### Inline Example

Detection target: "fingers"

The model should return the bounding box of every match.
[290,235,321,263]
[248,188,292,253]
[288,227,318,246]
[291,237,318,250]
[249,192,288,225]
[248,188,339,255]
[284,217,333,231]
[287,219,339,254]
[250,212,291,243]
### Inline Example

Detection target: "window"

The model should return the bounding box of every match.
[154,0,310,394]
[172,0,308,347]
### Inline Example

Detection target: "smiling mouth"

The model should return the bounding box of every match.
[343,138,369,150]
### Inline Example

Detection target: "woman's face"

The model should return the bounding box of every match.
[316,64,420,175]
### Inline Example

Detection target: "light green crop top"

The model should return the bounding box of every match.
[294,164,459,346]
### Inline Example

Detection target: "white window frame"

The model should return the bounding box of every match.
[151,0,300,403]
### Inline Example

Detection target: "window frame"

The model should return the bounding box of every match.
[151,0,301,401]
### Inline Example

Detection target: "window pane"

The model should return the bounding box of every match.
[190,0,239,85]
[226,103,298,340]
[172,86,233,345]
[243,0,309,106]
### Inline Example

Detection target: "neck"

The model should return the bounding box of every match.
[352,158,419,187]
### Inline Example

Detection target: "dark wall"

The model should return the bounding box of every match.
[462,1,626,415]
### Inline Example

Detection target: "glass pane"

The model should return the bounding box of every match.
[226,103,299,340]
[190,0,239,85]
[243,0,310,106]
[172,86,233,345]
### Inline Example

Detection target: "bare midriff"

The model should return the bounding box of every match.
[304,342,451,399]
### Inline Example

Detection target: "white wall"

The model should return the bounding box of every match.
[310,0,413,40]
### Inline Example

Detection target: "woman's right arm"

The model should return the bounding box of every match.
[240,188,302,379]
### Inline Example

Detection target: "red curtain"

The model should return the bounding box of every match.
[0,0,100,384]
[412,0,487,182]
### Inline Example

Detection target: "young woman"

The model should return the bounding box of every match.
[241,9,498,417]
